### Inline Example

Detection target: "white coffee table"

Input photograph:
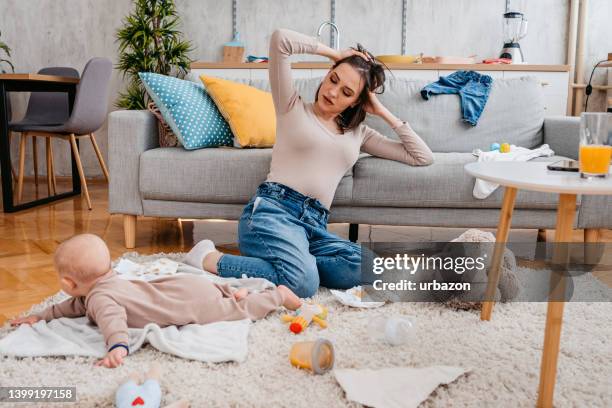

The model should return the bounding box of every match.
[465,161,612,408]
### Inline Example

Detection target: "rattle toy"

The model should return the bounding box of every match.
[281,303,328,334]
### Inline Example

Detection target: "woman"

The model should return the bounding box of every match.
[184,28,433,297]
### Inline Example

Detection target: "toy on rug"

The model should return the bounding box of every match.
[289,338,335,374]
[115,363,189,408]
[281,303,328,334]
[368,315,416,346]
[444,229,519,310]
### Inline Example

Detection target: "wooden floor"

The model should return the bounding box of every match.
[1,179,611,325]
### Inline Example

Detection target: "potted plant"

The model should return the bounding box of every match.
[116,0,192,109]
[0,31,14,73]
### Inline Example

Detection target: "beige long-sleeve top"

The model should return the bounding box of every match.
[35,273,282,349]
[266,29,434,209]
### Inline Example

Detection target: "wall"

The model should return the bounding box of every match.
[1,0,610,178]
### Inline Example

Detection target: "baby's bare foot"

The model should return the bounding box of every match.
[233,288,249,301]
[278,285,302,311]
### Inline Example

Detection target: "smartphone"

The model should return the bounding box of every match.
[547,159,579,172]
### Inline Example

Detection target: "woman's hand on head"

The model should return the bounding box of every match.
[364,91,387,116]
[332,48,371,63]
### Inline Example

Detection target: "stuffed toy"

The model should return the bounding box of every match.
[435,229,519,310]
[115,363,189,408]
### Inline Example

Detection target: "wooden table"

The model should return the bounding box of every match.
[465,161,612,408]
[0,74,80,212]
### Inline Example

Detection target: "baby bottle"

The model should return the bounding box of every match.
[368,315,416,346]
[289,338,335,374]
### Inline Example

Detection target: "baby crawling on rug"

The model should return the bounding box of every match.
[10,234,302,368]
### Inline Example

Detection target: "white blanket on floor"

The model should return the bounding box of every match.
[0,258,275,363]
[0,317,251,363]
[334,366,468,408]
[472,144,554,199]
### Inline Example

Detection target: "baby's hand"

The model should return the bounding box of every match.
[10,315,41,326]
[95,347,128,368]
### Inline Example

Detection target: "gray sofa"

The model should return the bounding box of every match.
[109,75,610,248]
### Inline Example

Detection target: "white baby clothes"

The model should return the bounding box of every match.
[472,144,554,199]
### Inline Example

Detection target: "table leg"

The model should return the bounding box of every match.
[0,82,15,210]
[536,193,576,408]
[480,186,517,321]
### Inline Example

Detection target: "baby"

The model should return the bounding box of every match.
[10,234,302,368]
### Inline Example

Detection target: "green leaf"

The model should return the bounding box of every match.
[115,0,192,109]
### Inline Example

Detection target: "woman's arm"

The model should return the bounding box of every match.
[361,92,434,166]
[268,29,320,114]
[268,29,369,114]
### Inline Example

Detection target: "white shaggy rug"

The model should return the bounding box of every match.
[1,252,611,408]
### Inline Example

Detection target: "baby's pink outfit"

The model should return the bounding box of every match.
[35,273,283,348]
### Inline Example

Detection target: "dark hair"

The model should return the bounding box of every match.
[315,44,390,133]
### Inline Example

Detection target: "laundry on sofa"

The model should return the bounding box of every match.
[421,70,493,126]
[471,143,555,199]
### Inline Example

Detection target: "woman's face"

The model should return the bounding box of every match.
[315,62,365,116]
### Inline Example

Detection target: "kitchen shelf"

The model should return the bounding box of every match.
[191,61,570,72]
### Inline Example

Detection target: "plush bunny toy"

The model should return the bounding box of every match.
[115,363,189,408]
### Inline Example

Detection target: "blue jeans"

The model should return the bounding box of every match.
[217,182,362,297]
[420,70,493,126]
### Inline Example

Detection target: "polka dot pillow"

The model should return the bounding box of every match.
[139,72,233,149]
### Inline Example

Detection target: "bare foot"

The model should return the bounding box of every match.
[203,250,223,274]
[233,288,249,301]
[277,285,302,311]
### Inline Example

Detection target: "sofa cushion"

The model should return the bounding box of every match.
[138,72,233,149]
[363,76,545,153]
[351,152,577,209]
[249,77,321,103]
[200,75,276,147]
[139,147,353,205]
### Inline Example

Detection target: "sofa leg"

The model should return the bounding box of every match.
[584,228,602,265]
[537,229,547,242]
[535,229,548,260]
[349,223,359,243]
[584,228,600,243]
[124,214,137,249]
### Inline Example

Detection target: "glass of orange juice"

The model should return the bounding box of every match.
[579,113,612,178]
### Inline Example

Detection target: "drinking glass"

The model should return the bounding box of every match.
[579,112,612,178]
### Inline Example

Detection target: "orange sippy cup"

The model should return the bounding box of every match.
[288,338,335,374]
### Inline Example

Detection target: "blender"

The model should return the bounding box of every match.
[500,11,528,63]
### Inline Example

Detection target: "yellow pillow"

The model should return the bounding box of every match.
[200,75,276,147]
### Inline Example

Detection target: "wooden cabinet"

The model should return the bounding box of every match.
[192,63,570,116]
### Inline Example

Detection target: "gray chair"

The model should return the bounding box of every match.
[12,58,112,209]
[10,67,80,197]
